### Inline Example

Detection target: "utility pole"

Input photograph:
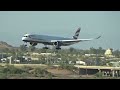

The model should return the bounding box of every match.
[7,56,12,65]
[1,53,3,63]
[86,64,88,77]
[2,53,3,58]
[96,49,99,66]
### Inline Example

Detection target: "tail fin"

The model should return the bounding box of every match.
[73,27,81,39]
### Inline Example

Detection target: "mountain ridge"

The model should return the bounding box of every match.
[0,41,14,50]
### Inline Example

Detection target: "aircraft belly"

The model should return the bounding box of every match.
[24,38,50,44]
[62,42,76,46]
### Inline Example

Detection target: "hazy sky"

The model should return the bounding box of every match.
[0,11,120,50]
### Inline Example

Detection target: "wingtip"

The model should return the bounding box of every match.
[96,36,101,39]
[78,27,81,30]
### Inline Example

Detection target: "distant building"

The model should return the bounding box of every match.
[104,48,115,58]
[31,57,39,60]
[32,53,40,55]
[85,54,96,57]
[76,61,86,65]
[31,53,56,56]
[108,61,120,67]
[40,53,56,56]
[14,59,20,63]
[29,52,57,61]
[1,58,7,63]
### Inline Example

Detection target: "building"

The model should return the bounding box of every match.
[31,53,56,57]
[76,61,86,65]
[104,48,114,58]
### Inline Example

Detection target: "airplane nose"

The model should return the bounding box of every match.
[22,37,25,41]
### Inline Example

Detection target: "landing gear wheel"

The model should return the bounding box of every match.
[43,45,49,49]
[24,42,27,47]
[43,47,49,49]
[56,47,61,50]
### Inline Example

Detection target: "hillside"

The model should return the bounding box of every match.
[0,41,14,50]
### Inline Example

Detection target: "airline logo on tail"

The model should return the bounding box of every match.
[73,27,81,39]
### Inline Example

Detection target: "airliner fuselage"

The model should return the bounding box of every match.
[22,27,101,49]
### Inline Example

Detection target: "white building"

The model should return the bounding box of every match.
[76,61,86,65]
[104,48,115,58]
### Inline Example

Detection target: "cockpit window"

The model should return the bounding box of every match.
[24,36,28,37]
[23,34,32,38]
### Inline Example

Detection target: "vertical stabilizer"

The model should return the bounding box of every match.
[73,27,81,39]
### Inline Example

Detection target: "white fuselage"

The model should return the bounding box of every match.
[22,34,80,46]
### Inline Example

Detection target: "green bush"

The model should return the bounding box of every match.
[47,73,53,79]
[95,72,103,77]
[2,65,26,74]
[59,64,77,71]
[0,73,7,79]
[0,65,53,79]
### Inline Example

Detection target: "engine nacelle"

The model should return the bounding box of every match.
[30,42,37,46]
[54,41,62,46]
[54,42,58,46]
[53,41,62,49]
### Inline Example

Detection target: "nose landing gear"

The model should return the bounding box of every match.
[24,42,27,47]
[43,45,49,49]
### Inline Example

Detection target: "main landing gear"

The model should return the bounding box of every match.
[43,45,49,49]
[24,42,27,47]
[43,47,49,49]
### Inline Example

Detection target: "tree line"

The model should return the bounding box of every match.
[1,45,120,58]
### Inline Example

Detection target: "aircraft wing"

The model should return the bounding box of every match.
[78,35,101,42]
[50,35,101,46]
[50,39,81,46]
[51,39,80,43]
[51,36,101,42]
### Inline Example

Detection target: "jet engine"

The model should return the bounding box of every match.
[54,41,62,49]
[30,42,37,46]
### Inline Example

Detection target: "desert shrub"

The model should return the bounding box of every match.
[2,65,25,74]
[59,64,77,70]
[0,73,8,79]
[95,72,103,77]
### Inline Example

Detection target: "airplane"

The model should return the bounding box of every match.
[22,27,101,50]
